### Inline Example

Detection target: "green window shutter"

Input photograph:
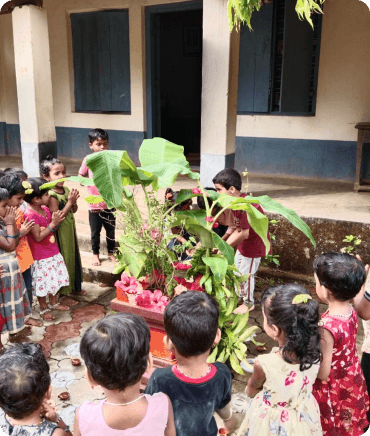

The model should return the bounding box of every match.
[109,10,131,112]
[237,3,273,113]
[71,13,101,111]
[279,0,315,113]
[71,10,131,113]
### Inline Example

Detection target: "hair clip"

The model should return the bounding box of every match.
[166,193,173,199]
[292,294,312,305]
[22,181,33,194]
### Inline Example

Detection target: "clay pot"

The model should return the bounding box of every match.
[58,392,70,401]
[71,358,81,366]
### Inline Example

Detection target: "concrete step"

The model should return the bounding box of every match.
[80,250,120,286]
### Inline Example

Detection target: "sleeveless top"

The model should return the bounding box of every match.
[0,416,58,436]
[78,393,169,436]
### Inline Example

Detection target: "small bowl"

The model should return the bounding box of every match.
[71,358,81,366]
[58,392,70,401]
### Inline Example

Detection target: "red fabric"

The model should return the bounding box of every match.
[232,194,272,258]
[312,309,369,435]
[172,364,217,384]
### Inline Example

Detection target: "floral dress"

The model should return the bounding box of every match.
[236,349,322,436]
[312,308,369,435]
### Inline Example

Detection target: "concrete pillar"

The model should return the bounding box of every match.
[12,4,56,177]
[200,0,240,187]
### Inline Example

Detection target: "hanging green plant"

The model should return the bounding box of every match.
[227,0,323,30]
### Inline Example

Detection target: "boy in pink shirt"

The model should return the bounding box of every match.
[78,129,116,266]
[213,168,271,314]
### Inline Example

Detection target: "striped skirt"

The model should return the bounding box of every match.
[0,251,31,334]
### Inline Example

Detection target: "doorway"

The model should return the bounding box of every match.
[146,3,203,165]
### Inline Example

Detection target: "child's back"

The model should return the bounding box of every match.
[75,313,175,436]
[145,291,235,436]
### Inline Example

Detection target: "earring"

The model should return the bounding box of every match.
[91,386,94,390]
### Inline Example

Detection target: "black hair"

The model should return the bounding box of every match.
[3,168,28,179]
[313,252,366,301]
[0,343,51,419]
[0,170,5,179]
[23,177,49,204]
[197,187,217,210]
[165,188,192,212]
[0,174,25,197]
[212,168,242,191]
[0,188,9,201]
[40,155,64,178]
[88,128,109,143]
[261,283,320,371]
[3,168,13,173]
[164,291,219,357]
[80,313,150,391]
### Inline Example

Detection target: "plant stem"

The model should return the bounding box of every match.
[142,186,152,225]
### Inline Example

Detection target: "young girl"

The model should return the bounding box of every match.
[74,313,176,436]
[313,252,369,435]
[40,155,84,304]
[237,283,322,436]
[0,188,31,346]
[0,343,72,436]
[23,178,70,321]
[0,173,41,327]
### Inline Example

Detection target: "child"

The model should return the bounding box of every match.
[197,187,228,238]
[213,168,271,313]
[74,313,176,436]
[145,291,236,436]
[41,155,84,303]
[165,188,194,261]
[78,128,116,266]
[23,178,70,321]
[313,252,369,435]
[237,283,322,436]
[0,188,31,346]
[0,174,40,328]
[0,343,72,435]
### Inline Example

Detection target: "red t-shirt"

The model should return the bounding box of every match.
[232,194,272,258]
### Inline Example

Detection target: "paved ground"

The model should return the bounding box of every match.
[0,155,368,433]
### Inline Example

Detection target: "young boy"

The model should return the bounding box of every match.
[0,343,72,435]
[213,168,271,314]
[78,128,116,266]
[145,291,236,436]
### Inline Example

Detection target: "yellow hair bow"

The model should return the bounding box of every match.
[292,294,312,305]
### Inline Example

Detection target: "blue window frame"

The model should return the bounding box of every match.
[71,9,131,113]
[237,0,322,115]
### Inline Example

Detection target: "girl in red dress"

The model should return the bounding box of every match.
[313,252,369,436]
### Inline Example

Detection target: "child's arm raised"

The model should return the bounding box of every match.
[49,189,80,218]
[29,211,64,242]
[164,395,176,436]
[0,207,20,252]
[19,217,34,238]
[317,326,334,380]
[246,359,265,397]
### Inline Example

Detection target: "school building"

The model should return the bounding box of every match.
[0,0,369,186]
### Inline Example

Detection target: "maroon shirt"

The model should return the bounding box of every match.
[232,194,272,258]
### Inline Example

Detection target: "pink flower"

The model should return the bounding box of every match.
[135,291,153,309]
[135,289,168,313]
[142,223,149,230]
[285,371,297,386]
[212,221,219,229]
[115,273,139,294]
[138,276,150,290]
[174,262,191,270]
[277,402,287,407]
[192,188,202,195]
[281,410,289,423]
[205,216,214,223]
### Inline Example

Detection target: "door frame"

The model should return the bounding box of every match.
[145,1,203,140]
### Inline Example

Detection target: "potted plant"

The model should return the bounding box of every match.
[61,138,315,373]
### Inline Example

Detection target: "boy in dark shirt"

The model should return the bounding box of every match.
[213,168,271,314]
[145,291,236,436]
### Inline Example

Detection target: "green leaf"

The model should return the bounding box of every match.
[176,209,207,226]
[225,328,235,346]
[254,195,316,248]
[204,277,213,294]
[112,262,126,275]
[234,348,246,362]
[84,195,104,204]
[232,313,250,336]
[139,137,187,167]
[140,158,199,190]
[217,348,227,363]
[175,188,219,205]
[230,352,245,375]
[212,232,234,265]
[40,179,66,190]
[239,325,259,342]
[250,337,265,347]
[67,176,96,186]
[202,256,228,282]
[225,298,236,316]
[207,346,218,364]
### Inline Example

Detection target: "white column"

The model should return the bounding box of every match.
[12,4,56,176]
[200,0,240,187]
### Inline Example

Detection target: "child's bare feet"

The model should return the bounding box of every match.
[49,295,70,311]
[108,253,117,263]
[25,317,43,327]
[233,304,254,314]
[40,308,55,321]
[92,254,101,266]
[60,297,78,307]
